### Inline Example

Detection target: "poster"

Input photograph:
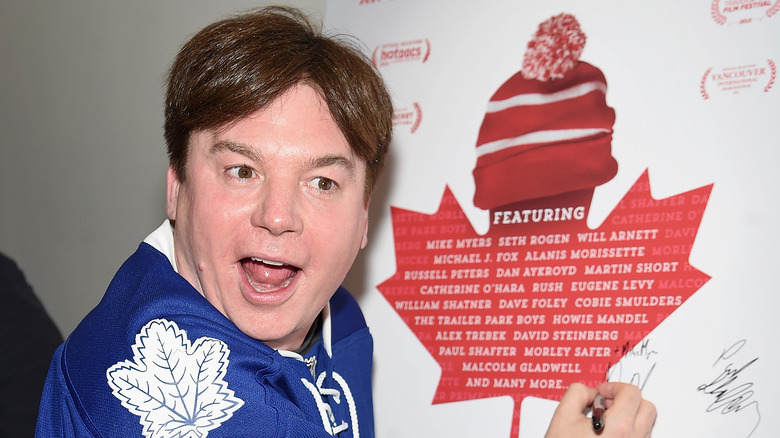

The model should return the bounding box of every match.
[326,1,779,437]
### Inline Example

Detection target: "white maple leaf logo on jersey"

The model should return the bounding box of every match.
[107,319,244,438]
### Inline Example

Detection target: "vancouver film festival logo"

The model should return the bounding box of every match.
[701,61,776,98]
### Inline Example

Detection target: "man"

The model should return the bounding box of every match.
[36,6,654,437]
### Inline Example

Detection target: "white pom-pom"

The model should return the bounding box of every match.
[522,13,586,81]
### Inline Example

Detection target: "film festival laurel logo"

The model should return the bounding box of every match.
[372,38,431,67]
[711,0,780,24]
[393,103,423,134]
[700,60,776,98]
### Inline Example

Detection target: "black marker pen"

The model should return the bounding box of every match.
[592,394,606,432]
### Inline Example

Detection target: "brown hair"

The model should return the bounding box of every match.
[164,6,393,199]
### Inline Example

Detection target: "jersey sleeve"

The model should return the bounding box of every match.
[35,344,99,438]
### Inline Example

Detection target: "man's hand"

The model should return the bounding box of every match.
[545,382,656,438]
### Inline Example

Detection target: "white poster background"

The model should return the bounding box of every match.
[326,1,779,437]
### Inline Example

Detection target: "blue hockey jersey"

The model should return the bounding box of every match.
[36,239,374,437]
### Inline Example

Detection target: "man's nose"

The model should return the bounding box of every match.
[251,180,303,236]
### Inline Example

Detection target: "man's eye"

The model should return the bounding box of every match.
[313,177,335,191]
[229,166,254,179]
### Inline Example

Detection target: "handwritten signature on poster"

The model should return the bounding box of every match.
[607,338,659,390]
[698,339,761,437]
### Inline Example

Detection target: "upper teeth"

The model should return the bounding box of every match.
[251,257,283,266]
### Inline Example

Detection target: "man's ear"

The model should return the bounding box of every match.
[166,166,181,221]
[360,199,370,249]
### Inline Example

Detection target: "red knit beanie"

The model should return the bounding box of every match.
[472,13,617,209]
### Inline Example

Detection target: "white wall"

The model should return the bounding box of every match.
[0,0,326,336]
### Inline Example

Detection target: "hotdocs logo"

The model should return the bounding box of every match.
[711,0,780,24]
[372,39,431,67]
[393,103,423,134]
[700,60,776,98]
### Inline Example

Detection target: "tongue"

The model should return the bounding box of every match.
[241,259,296,291]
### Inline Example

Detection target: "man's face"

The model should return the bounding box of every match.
[166,84,369,351]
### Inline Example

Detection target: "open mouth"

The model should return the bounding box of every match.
[241,257,299,293]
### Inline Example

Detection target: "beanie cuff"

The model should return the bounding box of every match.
[472,134,617,209]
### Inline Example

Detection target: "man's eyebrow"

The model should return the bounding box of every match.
[308,155,356,176]
[210,139,356,175]
[209,140,261,162]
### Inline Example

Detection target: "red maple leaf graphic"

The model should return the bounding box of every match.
[378,170,711,437]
